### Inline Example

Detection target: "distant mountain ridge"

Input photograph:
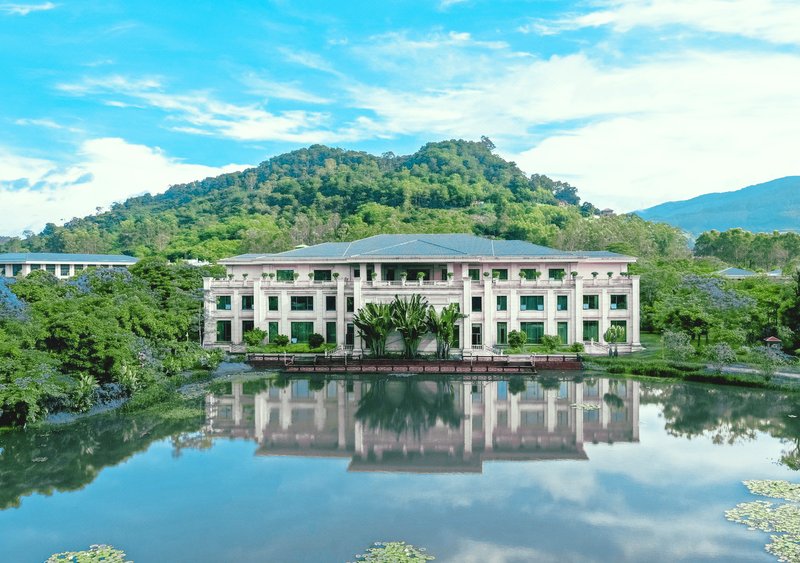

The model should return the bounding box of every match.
[636,176,800,236]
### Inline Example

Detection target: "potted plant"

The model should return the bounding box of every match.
[308,272,315,281]
[532,270,542,283]
[293,272,300,283]
[607,271,613,279]
[227,273,234,282]
[571,271,578,279]
[261,272,269,281]
[400,271,407,285]
[591,271,599,279]
[242,273,248,281]
[519,271,527,282]
[371,271,378,285]
[332,272,340,281]
[446,271,454,279]
[417,271,426,285]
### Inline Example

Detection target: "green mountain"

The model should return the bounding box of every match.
[636,176,800,236]
[1,140,688,261]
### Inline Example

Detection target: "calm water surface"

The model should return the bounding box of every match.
[1,373,799,562]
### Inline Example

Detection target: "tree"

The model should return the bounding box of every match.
[604,325,626,357]
[391,294,430,358]
[707,342,736,373]
[508,329,527,349]
[352,302,394,357]
[426,303,464,359]
[540,334,560,353]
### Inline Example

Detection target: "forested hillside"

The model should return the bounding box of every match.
[0,140,689,262]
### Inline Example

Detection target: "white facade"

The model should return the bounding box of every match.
[203,234,641,354]
[0,253,138,279]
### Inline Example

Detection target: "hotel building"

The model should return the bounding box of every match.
[203,233,641,353]
[0,252,138,279]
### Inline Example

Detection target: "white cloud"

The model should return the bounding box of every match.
[57,75,355,143]
[0,138,246,235]
[243,74,332,105]
[520,0,800,46]
[0,2,55,15]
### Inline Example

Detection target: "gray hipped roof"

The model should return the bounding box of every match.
[0,253,138,264]
[222,234,632,263]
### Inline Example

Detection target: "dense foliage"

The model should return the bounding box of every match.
[0,259,223,427]
[0,140,689,263]
[695,228,800,271]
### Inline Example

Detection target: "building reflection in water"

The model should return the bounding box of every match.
[205,377,639,473]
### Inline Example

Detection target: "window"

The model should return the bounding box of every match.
[497,322,508,345]
[496,295,507,311]
[471,324,482,346]
[610,294,628,310]
[520,295,544,311]
[326,295,336,311]
[583,320,599,341]
[216,320,231,342]
[268,322,279,342]
[557,322,568,344]
[45,264,56,274]
[611,320,628,341]
[268,296,279,311]
[346,296,354,312]
[326,321,337,344]
[522,411,545,426]
[12,264,22,276]
[353,267,361,278]
[291,321,315,343]
[451,325,460,348]
[30,264,41,271]
[557,295,568,311]
[520,268,537,279]
[74,265,84,273]
[314,269,332,281]
[468,268,480,281]
[216,296,232,310]
[242,320,254,336]
[471,296,482,312]
[290,296,313,311]
[60,265,70,276]
[346,323,354,346]
[549,268,566,280]
[366,265,374,279]
[583,295,599,310]
[492,268,508,280]
[241,295,254,310]
[520,322,544,344]
[276,269,294,281]
[557,410,570,428]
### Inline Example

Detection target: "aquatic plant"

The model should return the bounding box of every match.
[47,544,129,562]
[725,480,800,561]
[350,541,434,562]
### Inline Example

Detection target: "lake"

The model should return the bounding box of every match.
[1,373,799,562]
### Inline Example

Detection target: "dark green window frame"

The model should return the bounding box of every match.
[268,321,279,342]
[520,322,544,344]
[216,320,232,342]
[291,321,315,343]
[496,295,507,311]
[268,296,279,311]
[216,295,232,310]
[583,320,599,341]
[471,296,482,312]
[276,269,294,281]
[610,294,628,310]
[326,295,336,311]
[314,269,332,281]
[548,268,566,280]
[583,295,599,310]
[241,295,254,310]
[497,322,508,345]
[346,296,354,312]
[520,295,544,311]
[326,321,337,344]
[556,295,568,311]
[468,268,480,281]
[557,321,568,344]
[290,296,314,311]
[60,265,70,276]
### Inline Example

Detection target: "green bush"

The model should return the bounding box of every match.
[540,335,560,353]
[508,330,527,349]
[273,334,290,347]
[569,342,585,353]
[243,328,267,347]
[308,333,325,348]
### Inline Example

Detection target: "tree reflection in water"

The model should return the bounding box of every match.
[355,378,462,438]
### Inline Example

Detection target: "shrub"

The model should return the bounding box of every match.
[540,335,560,353]
[569,342,585,353]
[272,334,290,347]
[508,330,527,349]
[244,328,267,347]
[308,333,325,348]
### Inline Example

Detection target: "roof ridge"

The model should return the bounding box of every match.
[414,236,469,255]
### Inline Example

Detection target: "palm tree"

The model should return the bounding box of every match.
[426,303,464,359]
[391,294,430,358]
[352,302,394,357]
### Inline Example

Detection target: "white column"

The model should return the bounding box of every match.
[631,275,641,346]
[546,289,556,337]
[574,382,584,446]
[463,382,473,456]
[546,389,556,432]
[336,278,346,346]
[232,381,243,426]
[337,382,347,449]
[574,276,584,344]
[483,277,494,346]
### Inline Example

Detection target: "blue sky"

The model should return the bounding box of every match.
[1,0,799,235]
